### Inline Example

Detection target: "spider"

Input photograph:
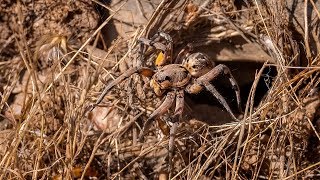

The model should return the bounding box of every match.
[91,32,242,133]
[90,32,242,175]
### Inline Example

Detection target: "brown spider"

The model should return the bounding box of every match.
[90,32,242,175]
[92,32,242,131]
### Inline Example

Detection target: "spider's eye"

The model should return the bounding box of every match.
[158,76,171,83]
[164,76,171,81]
[192,65,200,69]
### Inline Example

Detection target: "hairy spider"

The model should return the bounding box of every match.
[91,31,241,129]
[90,32,242,175]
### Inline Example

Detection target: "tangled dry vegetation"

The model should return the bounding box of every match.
[1,0,320,179]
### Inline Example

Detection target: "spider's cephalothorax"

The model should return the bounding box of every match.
[150,64,191,96]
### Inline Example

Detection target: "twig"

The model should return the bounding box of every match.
[304,0,312,63]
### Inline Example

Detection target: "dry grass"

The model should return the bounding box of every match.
[0,0,320,179]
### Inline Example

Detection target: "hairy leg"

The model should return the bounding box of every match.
[156,31,173,65]
[138,38,168,53]
[138,31,173,66]
[168,90,184,177]
[203,82,238,121]
[150,31,173,45]
[198,64,242,112]
[168,121,178,179]
[138,91,176,141]
[90,67,154,111]
[173,90,185,118]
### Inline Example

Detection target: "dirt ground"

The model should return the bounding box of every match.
[1,0,320,179]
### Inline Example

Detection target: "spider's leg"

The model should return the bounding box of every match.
[138,91,176,141]
[138,31,173,66]
[198,64,242,112]
[168,89,184,177]
[138,38,169,66]
[156,31,173,64]
[168,120,178,179]
[138,30,173,57]
[174,90,185,118]
[138,38,167,53]
[150,31,173,45]
[91,67,154,111]
[203,82,238,121]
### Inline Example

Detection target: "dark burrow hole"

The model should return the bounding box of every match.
[185,61,277,125]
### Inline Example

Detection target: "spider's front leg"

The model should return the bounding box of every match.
[200,64,242,113]
[187,64,241,121]
[138,91,176,141]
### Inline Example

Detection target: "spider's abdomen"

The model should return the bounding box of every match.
[150,64,191,96]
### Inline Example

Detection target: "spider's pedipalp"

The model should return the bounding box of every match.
[198,64,242,112]
[138,91,176,140]
[93,67,154,109]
